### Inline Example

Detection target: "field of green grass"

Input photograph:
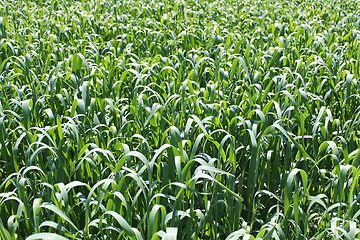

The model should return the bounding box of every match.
[1,0,360,239]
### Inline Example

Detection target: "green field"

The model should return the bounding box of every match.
[1,0,360,239]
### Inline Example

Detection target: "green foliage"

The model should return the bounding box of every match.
[0,0,360,239]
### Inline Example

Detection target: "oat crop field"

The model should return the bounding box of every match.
[1,0,360,239]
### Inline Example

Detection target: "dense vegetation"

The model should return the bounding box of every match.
[1,0,360,239]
